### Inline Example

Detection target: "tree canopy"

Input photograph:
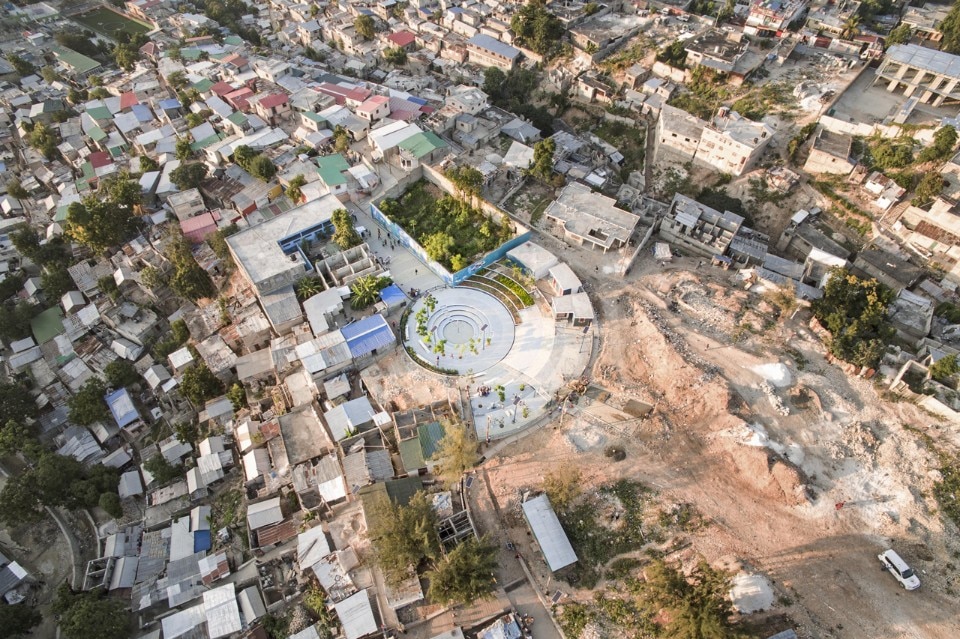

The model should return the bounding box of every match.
[0,380,38,427]
[355,14,376,39]
[332,208,362,250]
[66,173,141,252]
[369,491,440,586]
[164,232,216,301]
[0,453,119,524]
[180,363,225,406]
[427,536,499,606]
[812,269,895,368]
[529,138,557,182]
[510,1,564,56]
[68,377,109,426]
[445,165,483,199]
[170,162,209,190]
[0,602,41,637]
[431,420,480,487]
[940,2,960,54]
[918,126,958,164]
[5,53,35,77]
[54,585,130,639]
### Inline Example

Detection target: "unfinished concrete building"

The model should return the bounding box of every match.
[314,244,384,287]
[659,194,744,259]
[875,44,960,107]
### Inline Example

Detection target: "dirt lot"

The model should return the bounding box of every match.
[472,253,960,639]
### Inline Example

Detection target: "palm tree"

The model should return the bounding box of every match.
[350,275,385,309]
[841,16,860,40]
[295,277,324,300]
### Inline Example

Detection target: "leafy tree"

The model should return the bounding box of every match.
[912,172,945,208]
[41,65,60,83]
[350,275,392,310]
[943,2,960,54]
[67,87,89,104]
[248,154,277,181]
[383,46,408,65]
[887,24,913,46]
[583,2,600,16]
[6,179,28,199]
[105,359,140,388]
[227,382,246,411]
[54,31,100,57]
[139,266,168,290]
[427,536,498,606]
[811,269,895,368]
[332,208,362,250]
[0,473,44,524]
[0,602,41,637]
[180,363,225,406]
[511,1,564,56]
[333,125,351,154]
[355,15,376,40]
[54,585,130,639]
[840,15,860,40]
[139,155,159,173]
[170,162,208,190]
[29,122,58,160]
[144,454,184,485]
[657,41,688,68]
[5,53,35,77]
[529,138,556,182]
[930,354,959,383]
[66,200,135,252]
[113,41,140,70]
[296,277,325,301]
[543,467,582,512]
[422,231,454,264]
[918,126,958,163]
[868,137,913,170]
[68,377,108,426]
[764,282,798,317]
[445,165,483,199]
[168,70,189,91]
[99,491,123,518]
[482,67,506,98]
[287,174,306,202]
[0,419,42,460]
[0,301,41,342]
[176,136,194,161]
[41,265,74,299]
[430,420,479,487]
[633,560,747,639]
[0,381,38,426]
[369,491,440,585]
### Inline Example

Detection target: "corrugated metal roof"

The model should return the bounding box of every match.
[521,494,578,572]
[335,590,378,639]
[342,314,394,358]
[246,497,283,530]
[418,421,445,460]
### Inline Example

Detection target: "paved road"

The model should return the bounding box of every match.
[505,581,561,639]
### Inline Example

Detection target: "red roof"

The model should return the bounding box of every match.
[226,87,253,111]
[180,211,220,242]
[223,53,248,67]
[119,92,139,110]
[258,93,288,110]
[210,81,235,97]
[88,151,112,169]
[387,30,416,47]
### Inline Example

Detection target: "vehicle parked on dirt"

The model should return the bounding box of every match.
[878,549,921,590]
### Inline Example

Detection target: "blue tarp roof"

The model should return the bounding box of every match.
[131,104,153,122]
[193,529,212,553]
[407,96,427,106]
[379,284,406,307]
[342,314,394,358]
[158,98,181,110]
[105,387,139,429]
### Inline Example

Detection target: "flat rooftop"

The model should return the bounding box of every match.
[544,182,641,249]
[883,44,960,80]
[227,194,343,287]
[812,128,852,158]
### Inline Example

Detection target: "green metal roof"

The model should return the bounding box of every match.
[180,48,202,61]
[399,438,424,473]
[31,306,64,344]
[226,110,247,125]
[86,106,112,121]
[54,206,69,222]
[316,153,349,186]
[398,131,447,159]
[87,125,107,142]
[191,133,222,151]
[80,162,95,180]
[301,111,326,123]
[192,78,214,93]
[418,420,445,460]
[224,36,243,46]
[50,45,101,74]
[358,476,424,532]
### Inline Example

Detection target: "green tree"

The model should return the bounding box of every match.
[6,179,28,199]
[113,42,140,71]
[930,354,959,383]
[529,138,556,181]
[227,382,246,411]
[41,266,73,299]
[139,155,159,173]
[445,165,484,199]
[5,53,36,77]
[430,420,479,487]
[427,536,499,606]
[542,467,582,513]
[99,491,123,518]
[105,359,140,388]
[176,136,194,161]
[0,300,40,342]
[248,154,277,181]
[29,122,58,160]
[482,67,506,99]
[0,602,41,637]
[383,46,408,65]
[811,269,895,368]
[54,585,130,639]
[656,40,688,68]
[144,454,184,485]
[869,137,913,170]
[287,174,306,202]
[40,65,59,83]
[355,14,376,40]
[332,208,362,250]
[68,378,109,426]
[180,363,225,406]
[840,15,861,40]
[67,87,89,104]
[0,419,42,460]
[886,24,913,46]
[333,125,351,154]
[350,275,391,310]
[511,0,564,56]
[918,126,958,163]
[0,473,44,524]
[912,172,945,208]
[170,162,208,190]
[422,231,454,264]
[296,277,324,300]
[943,2,960,54]
[168,70,189,91]
[0,380,39,425]
[369,491,440,585]
[634,560,747,639]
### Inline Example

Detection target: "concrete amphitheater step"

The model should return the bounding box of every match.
[458,280,522,324]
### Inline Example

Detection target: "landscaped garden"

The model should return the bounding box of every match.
[377,180,515,272]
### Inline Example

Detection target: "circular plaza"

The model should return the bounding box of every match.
[403,287,515,375]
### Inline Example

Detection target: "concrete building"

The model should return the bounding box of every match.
[901,4,952,46]
[226,194,344,295]
[694,108,773,176]
[466,34,520,70]
[656,104,705,161]
[659,193,744,259]
[542,182,641,252]
[683,30,748,74]
[874,44,960,107]
[745,0,808,36]
[803,128,855,175]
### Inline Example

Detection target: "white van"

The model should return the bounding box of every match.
[878,549,921,590]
